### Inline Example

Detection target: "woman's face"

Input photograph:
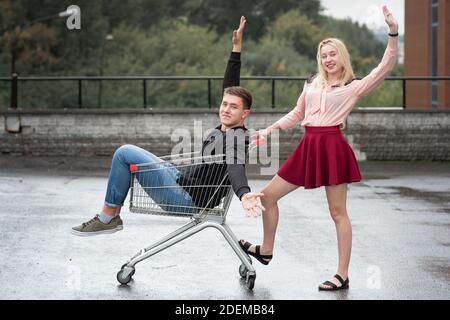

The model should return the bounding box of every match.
[320,43,343,77]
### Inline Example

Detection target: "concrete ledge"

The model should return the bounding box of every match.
[1,109,450,160]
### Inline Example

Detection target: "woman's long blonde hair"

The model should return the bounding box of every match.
[312,38,355,88]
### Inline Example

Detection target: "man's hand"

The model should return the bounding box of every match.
[383,5,398,34]
[232,16,247,52]
[241,192,265,217]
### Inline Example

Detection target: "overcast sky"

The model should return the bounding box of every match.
[320,0,405,34]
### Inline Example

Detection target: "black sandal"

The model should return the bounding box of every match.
[318,274,349,291]
[239,240,273,265]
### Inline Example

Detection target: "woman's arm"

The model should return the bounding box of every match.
[272,83,307,131]
[354,6,399,98]
[252,82,307,145]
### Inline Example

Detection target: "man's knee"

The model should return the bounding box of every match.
[113,144,136,159]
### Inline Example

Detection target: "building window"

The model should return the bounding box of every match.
[431,0,438,107]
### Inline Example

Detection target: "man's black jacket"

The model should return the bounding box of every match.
[177,52,251,208]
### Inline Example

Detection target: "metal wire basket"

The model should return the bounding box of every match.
[129,153,233,219]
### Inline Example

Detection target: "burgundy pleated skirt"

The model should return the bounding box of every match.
[277,126,362,189]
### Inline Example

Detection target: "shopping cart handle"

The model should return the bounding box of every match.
[129,164,139,173]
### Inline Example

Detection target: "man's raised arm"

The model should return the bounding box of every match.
[222,16,246,91]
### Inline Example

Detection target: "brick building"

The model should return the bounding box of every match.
[404,0,450,109]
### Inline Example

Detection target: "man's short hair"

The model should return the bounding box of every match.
[224,86,253,110]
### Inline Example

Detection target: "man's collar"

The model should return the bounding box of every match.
[216,124,247,132]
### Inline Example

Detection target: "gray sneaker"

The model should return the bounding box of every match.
[71,215,123,236]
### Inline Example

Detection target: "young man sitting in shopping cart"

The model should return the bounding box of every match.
[72,16,264,236]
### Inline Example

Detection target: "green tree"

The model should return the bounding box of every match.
[0,0,402,109]
[323,17,384,58]
[91,19,231,108]
[263,10,330,60]
[184,0,322,40]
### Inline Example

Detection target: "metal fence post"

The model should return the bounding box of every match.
[208,79,212,108]
[143,79,147,108]
[271,79,275,108]
[402,79,406,109]
[10,73,18,109]
[78,79,82,108]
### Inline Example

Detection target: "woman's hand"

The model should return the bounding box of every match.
[241,192,265,217]
[251,127,273,146]
[383,5,398,34]
[232,16,247,52]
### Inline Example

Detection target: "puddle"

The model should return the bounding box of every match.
[376,186,450,211]
[422,257,450,284]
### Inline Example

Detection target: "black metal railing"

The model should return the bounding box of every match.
[1,75,449,109]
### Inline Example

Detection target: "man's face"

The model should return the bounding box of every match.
[219,93,250,129]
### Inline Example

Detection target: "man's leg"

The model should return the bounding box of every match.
[134,160,197,215]
[72,144,164,236]
[104,144,165,209]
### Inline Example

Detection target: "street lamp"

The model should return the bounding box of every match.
[98,34,114,108]
[10,9,72,109]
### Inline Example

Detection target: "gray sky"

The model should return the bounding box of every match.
[320,0,405,34]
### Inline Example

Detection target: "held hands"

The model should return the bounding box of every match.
[383,5,398,34]
[241,192,265,218]
[232,16,247,51]
[251,127,273,146]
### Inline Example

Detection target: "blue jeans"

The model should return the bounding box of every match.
[104,144,196,214]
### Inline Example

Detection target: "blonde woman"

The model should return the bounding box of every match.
[239,6,398,291]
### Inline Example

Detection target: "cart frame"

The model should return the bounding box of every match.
[116,151,256,289]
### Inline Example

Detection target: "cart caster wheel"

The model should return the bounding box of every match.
[117,268,134,285]
[239,264,248,278]
[246,274,256,290]
[121,263,135,276]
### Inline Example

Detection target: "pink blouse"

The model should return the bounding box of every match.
[275,39,398,130]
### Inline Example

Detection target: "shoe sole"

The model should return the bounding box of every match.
[71,225,123,237]
[238,241,272,265]
[318,284,349,291]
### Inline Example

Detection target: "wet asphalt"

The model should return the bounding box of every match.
[0,157,449,300]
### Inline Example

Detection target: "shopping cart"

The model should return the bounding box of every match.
[116,150,257,290]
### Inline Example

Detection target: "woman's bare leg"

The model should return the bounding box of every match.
[240,174,298,260]
[319,183,352,289]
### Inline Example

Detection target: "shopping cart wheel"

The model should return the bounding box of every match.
[117,267,134,285]
[121,263,135,276]
[239,264,248,278]
[246,274,256,290]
